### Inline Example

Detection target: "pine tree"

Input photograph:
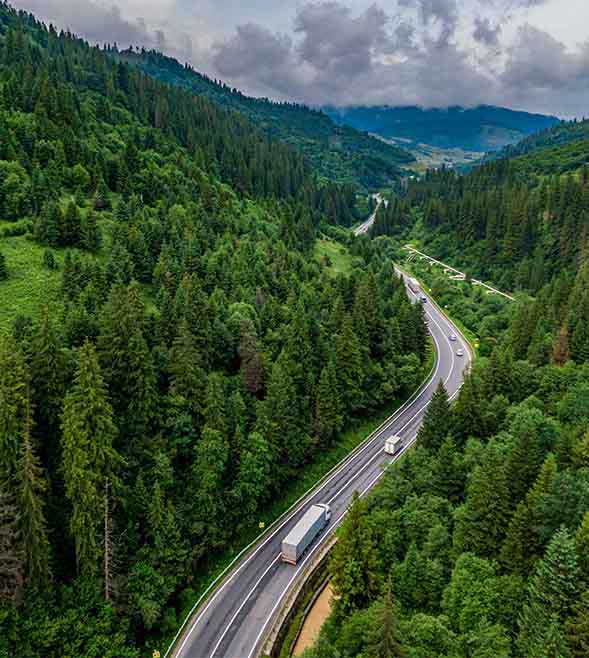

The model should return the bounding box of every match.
[314,355,343,446]
[61,342,121,575]
[330,492,379,616]
[366,581,406,658]
[418,380,451,452]
[453,447,511,558]
[518,528,578,657]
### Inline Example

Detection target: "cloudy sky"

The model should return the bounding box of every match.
[11,0,589,117]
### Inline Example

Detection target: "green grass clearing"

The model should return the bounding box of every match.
[0,234,64,334]
[314,239,354,276]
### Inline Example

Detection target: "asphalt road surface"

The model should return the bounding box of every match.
[170,275,472,658]
[353,194,384,236]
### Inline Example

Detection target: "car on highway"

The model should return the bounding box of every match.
[449,333,457,341]
[420,295,427,303]
[456,348,464,356]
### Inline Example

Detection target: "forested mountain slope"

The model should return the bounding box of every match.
[0,4,429,657]
[118,50,416,190]
[483,118,589,164]
[311,120,589,658]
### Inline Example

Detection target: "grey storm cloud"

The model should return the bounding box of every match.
[11,0,196,62]
[212,1,493,107]
[9,0,589,117]
[212,0,588,116]
[473,17,501,46]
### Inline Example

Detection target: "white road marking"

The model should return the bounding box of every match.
[172,279,468,658]
[232,298,464,658]
[208,555,281,658]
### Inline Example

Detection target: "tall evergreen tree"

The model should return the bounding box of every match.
[314,355,343,446]
[453,447,511,558]
[61,342,121,574]
[418,380,451,452]
[18,412,50,588]
[366,582,406,658]
[330,492,379,616]
[518,528,579,657]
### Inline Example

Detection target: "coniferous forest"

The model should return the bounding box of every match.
[309,100,589,658]
[0,4,427,656]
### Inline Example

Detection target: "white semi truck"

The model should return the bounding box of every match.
[281,503,332,565]
[384,435,404,456]
[407,277,420,295]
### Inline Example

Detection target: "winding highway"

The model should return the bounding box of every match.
[353,193,385,236]
[168,274,472,658]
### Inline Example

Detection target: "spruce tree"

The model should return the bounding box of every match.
[501,454,558,575]
[418,380,451,452]
[0,484,23,602]
[518,528,579,657]
[314,355,343,446]
[61,200,81,247]
[0,337,29,479]
[61,342,120,575]
[168,321,206,424]
[575,512,589,586]
[30,310,67,442]
[81,210,101,252]
[453,447,511,558]
[335,315,365,416]
[330,492,379,616]
[18,414,50,588]
[567,591,589,658]
[366,581,406,658]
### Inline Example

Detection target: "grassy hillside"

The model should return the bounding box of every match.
[117,50,415,190]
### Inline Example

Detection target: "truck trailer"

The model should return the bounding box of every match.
[281,504,331,565]
[384,435,404,456]
[406,277,420,295]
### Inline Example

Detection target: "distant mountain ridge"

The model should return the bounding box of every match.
[323,105,560,155]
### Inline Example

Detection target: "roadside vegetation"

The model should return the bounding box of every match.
[0,6,429,657]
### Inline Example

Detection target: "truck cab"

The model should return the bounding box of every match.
[317,503,332,521]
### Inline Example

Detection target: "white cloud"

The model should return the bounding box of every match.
[9,0,589,116]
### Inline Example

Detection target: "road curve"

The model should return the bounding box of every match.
[353,194,385,236]
[170,276,472,658]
